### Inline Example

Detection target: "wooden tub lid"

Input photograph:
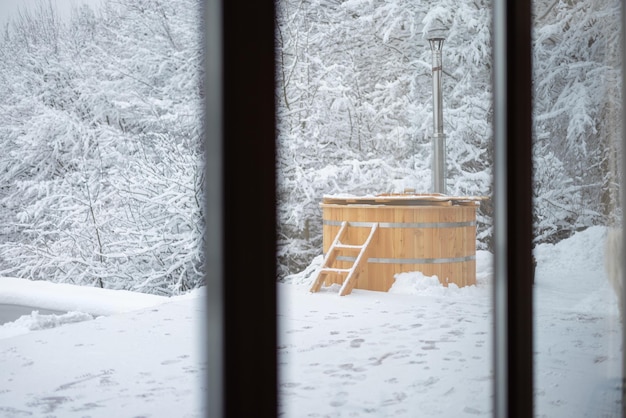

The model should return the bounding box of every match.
[321,193,489,206]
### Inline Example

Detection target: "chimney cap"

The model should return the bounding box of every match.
[426,26,447,41]
[428,37,445,50]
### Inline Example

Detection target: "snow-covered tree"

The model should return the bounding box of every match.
[532,0,622,242]
[0,0,204,295]
[276,0,493,277]
[277,0,622,277]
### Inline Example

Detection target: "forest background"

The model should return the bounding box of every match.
[0,0,621,294]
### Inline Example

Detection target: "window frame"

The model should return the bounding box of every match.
[204,1,542,417]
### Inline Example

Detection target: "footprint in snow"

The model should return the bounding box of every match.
[329,391,349,407]
[350,338,365,348]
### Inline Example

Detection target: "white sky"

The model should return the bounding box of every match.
[0,0,101,29]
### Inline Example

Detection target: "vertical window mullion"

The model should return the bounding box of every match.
[621,2,626,416]
[205,0,224,417]
[492,1,534,417]
[207,1,278,417]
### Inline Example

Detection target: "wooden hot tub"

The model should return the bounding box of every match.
[310,194,484,295]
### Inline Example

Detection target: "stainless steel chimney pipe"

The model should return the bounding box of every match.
[429,37,446,195]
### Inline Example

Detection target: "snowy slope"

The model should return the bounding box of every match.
[279,226,621,417]
[0,226,621,417]
[534,226,622,417]
[0,285,205,417]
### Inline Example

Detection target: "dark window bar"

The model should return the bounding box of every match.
[492,1,534,417]
[204,1,278,417]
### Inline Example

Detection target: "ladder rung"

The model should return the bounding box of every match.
[334,243,363,250]
[320,267,351,274]
[310,220,379,295]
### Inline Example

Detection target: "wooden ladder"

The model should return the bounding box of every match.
[309,221,379,296]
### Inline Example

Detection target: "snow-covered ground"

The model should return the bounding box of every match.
[278,225,622,417]
[0,282,206,417]
[0,225,621,417]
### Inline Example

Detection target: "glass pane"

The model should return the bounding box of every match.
[0,0,206,415]
[276,1,494,416]
[532,0,623,415]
